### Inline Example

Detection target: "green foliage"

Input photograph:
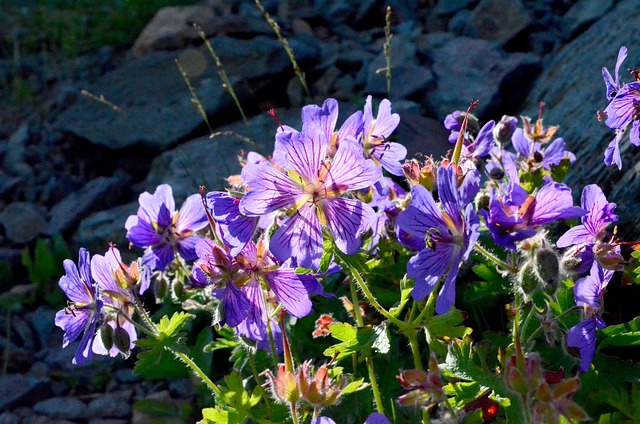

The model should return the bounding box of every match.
[19,234,71,306]
[323,322,389,361]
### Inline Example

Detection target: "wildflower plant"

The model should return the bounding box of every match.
[53,47,640,423]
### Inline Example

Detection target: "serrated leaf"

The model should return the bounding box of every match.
[158,312,195,338]
[372,323,390,354]
[328,322,357,342]
[200,407,229,424]
[324,324,378,361]
[319,235,334,274]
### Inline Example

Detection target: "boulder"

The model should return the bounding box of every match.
[453,0,533,46]
[0,202,47,244]
[422,34,540,120]
[55,36,318,151]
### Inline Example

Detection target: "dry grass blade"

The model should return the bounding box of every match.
[175,57,213,134]
[80,90,122,112]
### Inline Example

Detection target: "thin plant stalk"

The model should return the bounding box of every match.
[194,24,247,123]
[254,0,310,97]
[175,58,213,134]
[383,6,393,98]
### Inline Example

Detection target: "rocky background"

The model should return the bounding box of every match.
[1,0,640,422]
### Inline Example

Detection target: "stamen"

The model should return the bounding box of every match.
[268,108,284,132]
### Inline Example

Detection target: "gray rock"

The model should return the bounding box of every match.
[366,63,435,100]
[33,397,88,420]
[131,5,217,57]
[0,202,47,243]
[454,0,533,46]
[424,35,540,120]
[563,0,614,39]
[142,108,303,200]
[26,307,57,350]
[394,108,452,160]
[520,0,640,237]
[88,394,132,419]
[55,35,318,151]
[0,374,51,410]
[89,420,129,424]
[45,173,130,235]
[73,202,138,261]
[0,412,19,424]
[433,0,476,16]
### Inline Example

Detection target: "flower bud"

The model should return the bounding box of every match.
[113,326,131,358]
[518,262,539,298]
[492,115,518,144]
[153,275,169,303]
[533,248,560,295]
[100,324,114,352]
[560,245,593,275]
[264,364,300,404]
[172,279,185,300]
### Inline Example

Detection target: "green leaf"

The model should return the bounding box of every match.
[158,312,195,338]
[598,316,640,351]
[343,377,366,395]
[323,323,379,361]
[372,323,390,354]
[200,407,229,424]
[550,156,572,183]
[319,235,335,274]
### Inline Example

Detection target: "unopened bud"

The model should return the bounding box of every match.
[534,248,560,295]
[113,326,131,357]
[100,324,114,352]
[489,167,505,180]
[474,190,490,211]
[560,245,593,275]
[153,275,169,302]
[492,115,518,144]
[172,279,185,300]
[518,262,539,297]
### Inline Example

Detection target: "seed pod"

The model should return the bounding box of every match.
[534,248,560,295]
[493,115,518,144]
[113,326,131,357]
[153,275,169,302]
[100,324,114,352]
[172,279,185,300]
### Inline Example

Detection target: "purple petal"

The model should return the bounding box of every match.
[631,120,640,147]
[530,182,586,226]
[370,99,400,138]
[55,309,87,348]
[302,98,338,143]
[328,140,382,190]
[138,184,175,227]
[604,82,640,129]
[323,197,375,255]
[364,413,391,424]
[270,206,322,269]
[604,132,623,169]
[435,263,461,315]
[282,126,327,182]
[397,185,444,238]
[472,120,495,158]
[338,110,363,141]
[264,269,312,318]
[311,417,336,424]
[437,166,463,230]
[177,194,208,233]
[567,318,604,372]
[176,236,201,262]
[240,162,301,216]
[207,191,240,223]
[556,225,591,248]
[224,283,250,327]
[542,138,571,168]
[511,128,532,157]
[444,111,463,131]
[407,244,455,300]
[460,166,480,206]
[126,217,163,248]
[142,242,175,272]
[574,262,612,308]
[371,142,407,176]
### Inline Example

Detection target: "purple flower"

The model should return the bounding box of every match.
[511,128,575,171]
[362,95,406,176]
[567,262,612,372]
[126,184,208,283]
[482,179,585,250]
[240,125,381,269]
[397,166,480,314]
[54,248,103,365]
[603,81,640,169]
[557,185,618,271]
[90,247,138,357]
[364,413,391,424]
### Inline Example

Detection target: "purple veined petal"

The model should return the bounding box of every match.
[264,269,312,318]
[273,126,299,167]
[91,252,121,294]
[371,142,407,176]
[472,120,495,158]
[574,262,612,308]
[142,242,175,272]
[237,280,267,342]
[556,225,591,248]
[604,132,623,169]
[338,110,363,142]
[364,413,391,424]
[459,165,480,206]
[328,140,382,190]
[511,128,532,157]
[55,308,87,348]
[156,203,173,229]
[207,191,240,223]
[323,197,375,255]
[59,260,91,305]
[73,317,99,365]
[631,120,640,147]
[240,162,301,216]
[437,166,463,230]
[139,184,176,228]
[407,244,454,300]
[435,260,462,315]
[302,98,338,143]
[542,138,570,168]
[581,184,618,235]
[398,228,426,251]
[530,182,586,226]
[604,82,640,129]
[397,185,445,239]
[126,217,163,248]
[363,95,375,138]
[246,151,265,165]
[311,417,336,424]
[195,238,216,261]
[282,126,327,183]
[602,66,616,100]
[567,317,605,372]
[219,218,258,257]
[448,131,460,144]
[270,206,322,269]
[176,236,201,262]
[224,283,250,327]
[614,46,628,84]
[177,194,208,233]
[462,204,480,261]
[370,99,400,138]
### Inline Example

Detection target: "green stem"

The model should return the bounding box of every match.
[406,327,423,371]
[524,306,582,347]
[290,402,300,424]
[263,292,279,369]
[349,278,385,415]
[475,243,516,274]
[174,350,224,398]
